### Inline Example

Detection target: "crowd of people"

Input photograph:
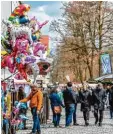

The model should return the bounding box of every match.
[49,82,113,128]
[17,82,113,134]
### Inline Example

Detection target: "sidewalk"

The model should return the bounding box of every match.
[17,106,113,134]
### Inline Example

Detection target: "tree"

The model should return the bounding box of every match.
[50,1,113,83]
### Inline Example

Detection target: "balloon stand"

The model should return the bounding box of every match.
[1,2,51,133]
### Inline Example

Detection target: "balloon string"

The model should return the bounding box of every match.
[2,71,18,81]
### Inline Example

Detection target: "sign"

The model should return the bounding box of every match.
[101,54,112,75]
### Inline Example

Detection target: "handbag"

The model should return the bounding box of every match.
[54,106,62,114]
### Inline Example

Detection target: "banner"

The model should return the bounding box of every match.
[101,54,112,75]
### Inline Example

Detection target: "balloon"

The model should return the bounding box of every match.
[14,73,24,80]
[33,42,46,56]
[9,4,30,21]
[10,16,29,25]
[16,63,28,81]
[1,34,13,53]
[1,51,8,56]
[1,55,16,73]
[37,20,49,29]
[14,38,29,55]
[2,19,33,47]
[38,61,50,75]
[32,31,41,41]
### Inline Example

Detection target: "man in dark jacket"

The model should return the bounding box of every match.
[63,82,75,127]
[79,84,92,126]
[73,87,79,125]
[109,85,113,119]
[92,83,107,126]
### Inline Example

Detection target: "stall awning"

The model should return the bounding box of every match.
[95,74,113,81]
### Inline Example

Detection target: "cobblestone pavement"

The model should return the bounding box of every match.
[17,105,113,134]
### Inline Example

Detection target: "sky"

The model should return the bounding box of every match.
[25,1,63,54]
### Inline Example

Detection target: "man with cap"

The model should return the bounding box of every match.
[20,84,43,134]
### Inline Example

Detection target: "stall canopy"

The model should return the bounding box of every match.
[95,74,113,81]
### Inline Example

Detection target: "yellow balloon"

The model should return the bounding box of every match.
[1,51,8,55]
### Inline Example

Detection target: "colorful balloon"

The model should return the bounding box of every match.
[1,55,16,73]
[9,4,30,22]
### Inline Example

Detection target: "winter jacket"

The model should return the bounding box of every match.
[79,89,92,111]
[109,88,113,109]
[49,93,64,108]
[63,87,75,106]
[73,90,79,104]
[20,90,43,111]
[92,88,107,110]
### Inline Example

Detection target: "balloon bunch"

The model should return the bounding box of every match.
[1,3,51,83]
[10,102,29,130]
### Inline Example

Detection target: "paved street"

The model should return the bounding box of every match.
[17,105,113,134]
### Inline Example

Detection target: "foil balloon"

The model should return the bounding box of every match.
[16,63,28,81]
[14,73,24,80]
[9,4,30,21]
[38,61,50,75]
[1,55,16,73]
[14,38,29,55]
[2,19,33,47]
[33,42,46,56]
[11,16,29,25]
[1,34,13,53]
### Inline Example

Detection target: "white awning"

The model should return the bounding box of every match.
[95,74,113,81]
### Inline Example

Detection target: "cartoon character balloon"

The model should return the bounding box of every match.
[9,4,30,23]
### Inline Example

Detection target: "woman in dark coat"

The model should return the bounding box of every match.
[109,85,113,119]
[79,84,92,126]
[49,87,64,127]
[18,86,27,129]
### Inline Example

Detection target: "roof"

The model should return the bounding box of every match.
[40,35,49,48]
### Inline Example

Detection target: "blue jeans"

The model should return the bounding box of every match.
[31,107,40,133]
[73,104,77,124]
[65,104,75,126]
[52,108,61,127]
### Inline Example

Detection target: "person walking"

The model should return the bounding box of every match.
[92,83,107,126]
[79,84,92,126]
[20,84,43,134]
[49,87,64,127]
[63,82,75,127]
[73,86,79,125]
[109,85,113,119]
[18,86,28,129]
